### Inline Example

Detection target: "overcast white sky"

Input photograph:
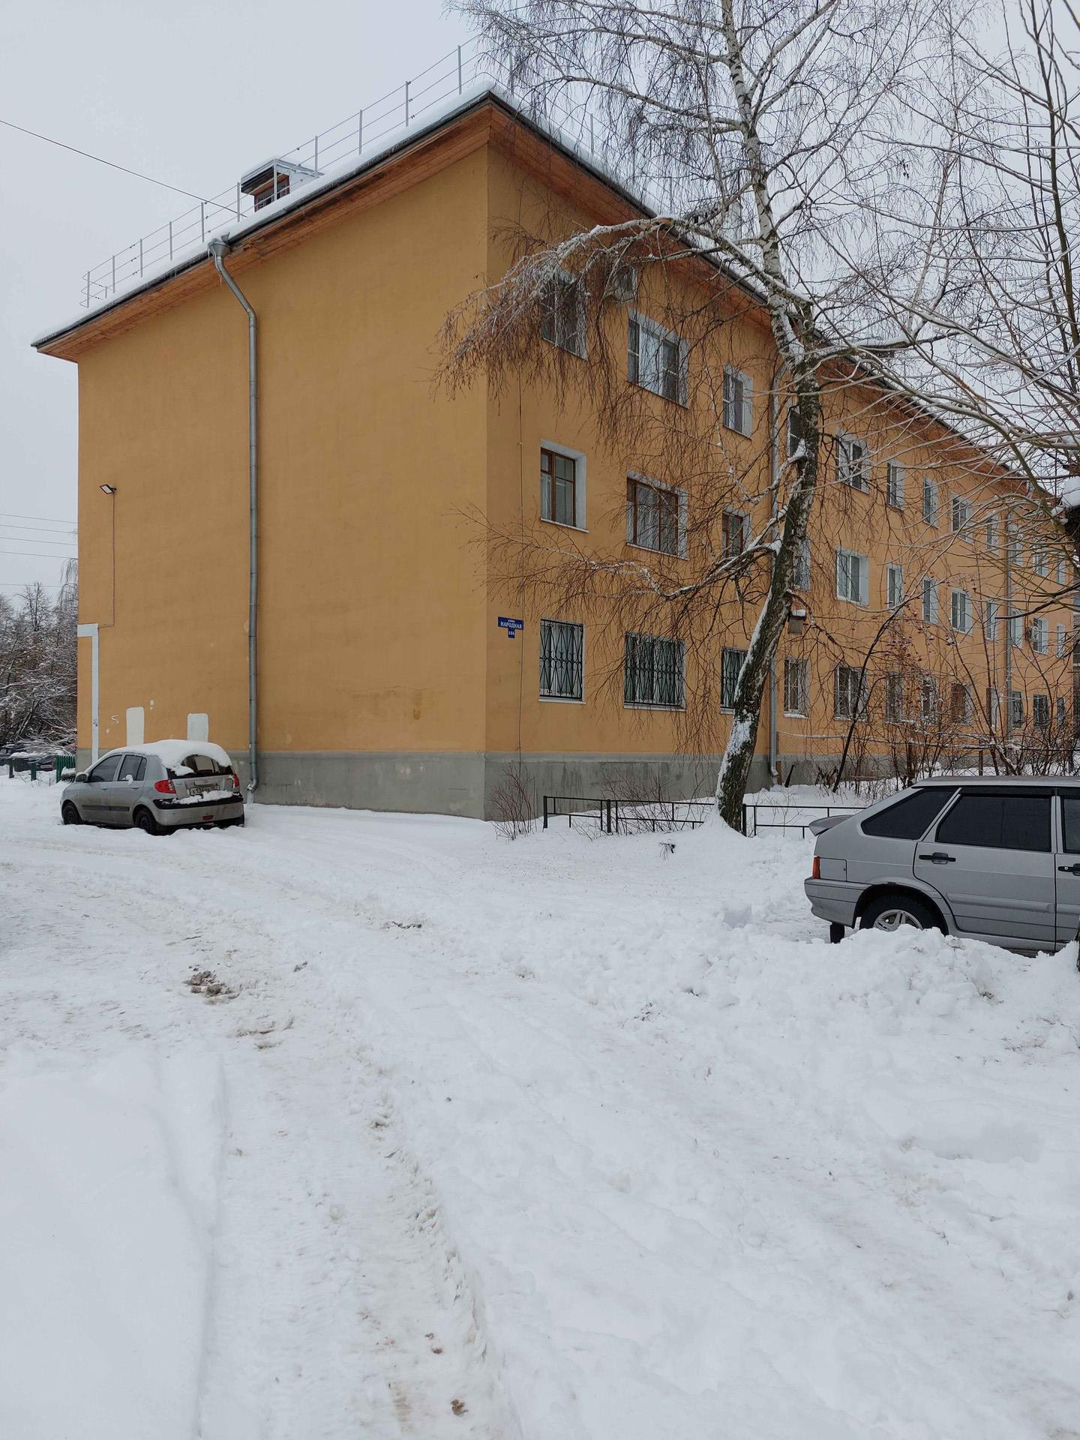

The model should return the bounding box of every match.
[0,0,464,597]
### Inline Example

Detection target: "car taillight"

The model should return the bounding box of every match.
[154,778,175,795]
[811,855,821,879]
[232,772,240,790]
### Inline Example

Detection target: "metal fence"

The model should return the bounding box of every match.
[741,801,864,838]
[77,36,645,315]
[542,794,712,835]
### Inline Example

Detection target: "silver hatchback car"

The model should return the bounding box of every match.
[61,741,245,835]
[805,775,1080,953]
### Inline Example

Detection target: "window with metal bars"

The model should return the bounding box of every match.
[624,632,685,708]
[539,620,584,700]
[834,664,867,721]
[783,657,808,716]
[626,475,680,555]
[721,647,747,709]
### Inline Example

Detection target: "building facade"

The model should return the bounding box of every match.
[35,91,1075,817]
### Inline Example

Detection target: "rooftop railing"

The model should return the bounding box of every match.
[77,37,638,315]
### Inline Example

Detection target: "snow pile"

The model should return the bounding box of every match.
[0,779,1077,1438]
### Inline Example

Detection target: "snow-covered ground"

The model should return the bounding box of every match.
[1,776,1078,1439]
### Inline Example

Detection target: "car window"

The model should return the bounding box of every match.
[1061,796,1080,854]
[936,792,1051,853]
[188,753,230,776]
[861,787,956,840]
[117,754,146,783]
[88,754,122,782]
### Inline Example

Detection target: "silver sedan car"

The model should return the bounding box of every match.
[61,742,245,835]
[805,775,1080,953]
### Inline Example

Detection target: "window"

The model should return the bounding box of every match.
[922,476,939,526]
[540,270,585,357]
[1030,616,1048,653]
[1058,623,1069,659]
[861,786,955,839]
[722,510,749,560]
[986,687,1000,728]
[886,564,904,610]
[1034,548,1049,578]
[922,577,939,624]
[886,461,905,509]
[624,632,685,708]
[626,475,681,555]
[1007,530,1022,567]
[1010,690,1024,726]
[837,434,869,491]
[1062,795,1080,853]
[1058,695,1068,726]
[951,495,972,536]
[793,536,811,590]
[88,754,122,782]
[628,313,686,403]
[985,514,999,551]
[117,754,146,783]
[1033,693,1050,728]
[921,674,938,726]
[936,791,1051,853]
[1007,610,1023,648]
[884,672,906,722]
[185,753,230,776]
[786,407,803,460]
[950,682,972,723]
[783,657,808,716]
[834,664,866,721]
[950,589,972,634]
[539,620,584,701]
[1057,556,1068,586]
[984,599,1000,641]
[836,548,869,605]
[721,366,753,436]
[541,447,581,528]
[721,647,747,709]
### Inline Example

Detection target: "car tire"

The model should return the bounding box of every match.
[859,892,945,936]
[61,801,81,826]
[215,815,245,829]
[133,807,164,837]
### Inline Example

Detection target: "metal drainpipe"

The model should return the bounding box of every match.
[208,236,259,794]
[767,367,782,784]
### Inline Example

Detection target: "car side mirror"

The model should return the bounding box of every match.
[74,771,88,783]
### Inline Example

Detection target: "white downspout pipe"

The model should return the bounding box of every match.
[208,236,259,794]
[76,622,99,762]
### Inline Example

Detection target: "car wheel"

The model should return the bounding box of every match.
[860,892,944,935]
[215,815,245,829]
[133,807,164,837]
[61,801,81,826]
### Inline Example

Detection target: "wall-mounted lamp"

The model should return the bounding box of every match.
[788,607,807,636]
[100,484,118,495]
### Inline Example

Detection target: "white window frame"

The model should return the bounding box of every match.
[783,656,809,717]
[539,619,585,703]
[540,440,587,531]
[922,576,939,625]
[1057,622,1068,658]
[836,547,869,605]
[1030,615,1049,653]
[922,476,939,527]
[886,461,905,509]
[884,672,907,723]
[951,494,973,539]
[984,599,1000,641]
[886,563,904,610]
[539,267,587,358]
[721,365,754,436]
[1034,548,1049,578]
[627,311,688,405]
[1057,555,1067,586]
[985,513,999,551]
[625,471,687,558]
[837,433,870,491]
[1007,610,1023,648]
[834,663,867,722]
[921,674,939,727]
[793,536,811,591]
[721,508,750,561]
[950,588,972,634]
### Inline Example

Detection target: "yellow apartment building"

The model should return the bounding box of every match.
[33,88,1075,817]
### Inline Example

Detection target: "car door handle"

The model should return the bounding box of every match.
[1059,863,1080,875]
[918,852,956,864]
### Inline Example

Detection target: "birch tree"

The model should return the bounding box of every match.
[445,0,953,826]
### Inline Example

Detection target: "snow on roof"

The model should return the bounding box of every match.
[101,739,234,772]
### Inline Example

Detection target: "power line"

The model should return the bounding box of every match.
[0,523,77,536]
[0,511,77,526]
[0,581,68,589]
[0,117,209,203]
[0,535,77,548]
[0,549,76,559]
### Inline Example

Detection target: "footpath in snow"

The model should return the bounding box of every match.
[0,776,1078,1439]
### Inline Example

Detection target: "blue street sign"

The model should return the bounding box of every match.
[498,616,524,639]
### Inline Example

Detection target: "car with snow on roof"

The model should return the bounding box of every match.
[60,740,244,835]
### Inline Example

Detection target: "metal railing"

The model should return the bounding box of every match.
[542,794,712,834]
[741,801,865,838]
[76,36,644,314]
